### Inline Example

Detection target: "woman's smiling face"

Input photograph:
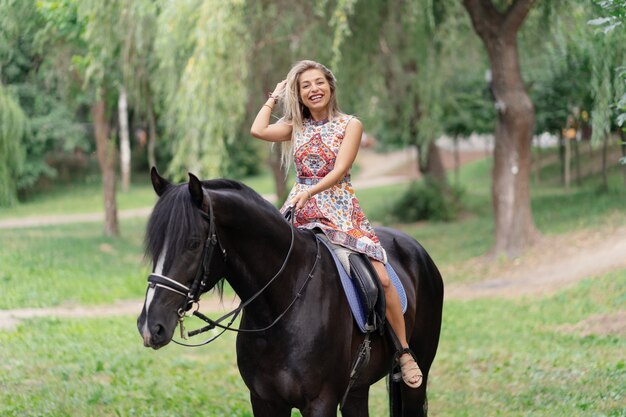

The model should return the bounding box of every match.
[298,69,332,114]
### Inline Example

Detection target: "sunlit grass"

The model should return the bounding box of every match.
[0,218,149,309]
[0,270,623,416]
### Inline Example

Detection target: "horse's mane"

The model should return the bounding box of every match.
[144,177,283,275]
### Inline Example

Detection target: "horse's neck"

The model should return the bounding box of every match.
[221,217,310,305]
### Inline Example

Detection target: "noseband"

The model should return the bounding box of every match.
[146,190,320,347]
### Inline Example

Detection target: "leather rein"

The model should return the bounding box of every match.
[146,192,320,347]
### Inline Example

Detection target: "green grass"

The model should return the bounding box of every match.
[0,177,158,220]
[429,270,626,417]
[1,270,623,416]
[0,218,150,309]
[0,173,278,221]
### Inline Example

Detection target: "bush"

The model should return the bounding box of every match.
[391,178,464,222]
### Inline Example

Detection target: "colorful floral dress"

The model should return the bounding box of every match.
[279,115,387,263]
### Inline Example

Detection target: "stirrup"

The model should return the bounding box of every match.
[392,348,423,389]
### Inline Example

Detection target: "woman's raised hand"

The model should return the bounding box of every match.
[271,80,287,100]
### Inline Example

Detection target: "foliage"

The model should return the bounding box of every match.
[156,0,250,181]
[0,83,27,206]
[391,178,464,222]
[591,0,626,150]
[0,0,87,191]
[589,0,626,33]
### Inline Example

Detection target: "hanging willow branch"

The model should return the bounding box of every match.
[158,0,250,181]
[0,84,27,206]
[329,0,357,71]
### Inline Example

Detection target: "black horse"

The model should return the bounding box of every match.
[138,168,444,417]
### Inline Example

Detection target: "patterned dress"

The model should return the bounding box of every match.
[279,115,387,263]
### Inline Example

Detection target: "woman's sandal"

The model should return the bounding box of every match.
[397,348,423,389]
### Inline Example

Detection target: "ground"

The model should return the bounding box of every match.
[1,146,625,337]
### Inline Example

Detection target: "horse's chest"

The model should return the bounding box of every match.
[236,334,336,401]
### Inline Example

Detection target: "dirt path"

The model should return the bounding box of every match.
[445,224,626,300]
[0,297,241,331]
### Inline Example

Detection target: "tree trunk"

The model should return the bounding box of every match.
[574,139,581,186]
[145,81,157,169]
[564,138,571,192]
[463,0,539,257]
[118,87,131,192]
[621,129,626,187]
[268,145,287,201]
[92,97,119,237]
[453,135,460,185]
[418,141,447,185]
[533,135,541,184]
[601,134,609,191]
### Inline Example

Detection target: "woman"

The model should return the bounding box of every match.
[250,60,422,389]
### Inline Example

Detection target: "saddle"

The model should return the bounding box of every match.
[316,234,387,334]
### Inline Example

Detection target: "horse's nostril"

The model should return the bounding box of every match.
[153,323,164,338]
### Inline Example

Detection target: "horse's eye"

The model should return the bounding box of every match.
[188,239,202,251]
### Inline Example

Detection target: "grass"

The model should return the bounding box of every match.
[0,172,278,221]
[0,218,150,309]
[0,176,157,220]
[0,270,623,416]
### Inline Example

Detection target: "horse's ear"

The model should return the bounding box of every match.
[151,167,171,197]
[188,173,205,208]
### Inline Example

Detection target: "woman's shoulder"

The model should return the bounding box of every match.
[334,113,361,127]
[334,114,362,132]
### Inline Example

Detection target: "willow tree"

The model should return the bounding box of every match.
[39,0,131,236]
[589,1,626,187]
[155,0,249,181]
[462,0,540,257]
[0,84,27,206]
[116,0,159,172]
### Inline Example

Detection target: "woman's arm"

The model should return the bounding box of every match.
[291,117,363,209]
[250,80,293,142]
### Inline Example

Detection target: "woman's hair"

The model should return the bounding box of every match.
[277,60,342,169]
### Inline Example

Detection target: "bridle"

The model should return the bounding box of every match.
[146,190,320,347]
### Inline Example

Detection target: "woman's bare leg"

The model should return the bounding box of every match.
[371,259,422,388]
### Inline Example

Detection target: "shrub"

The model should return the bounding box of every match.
[391,178,464,222]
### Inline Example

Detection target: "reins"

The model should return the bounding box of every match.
[148,197,320,348]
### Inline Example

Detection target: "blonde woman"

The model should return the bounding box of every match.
[250,60,422,389]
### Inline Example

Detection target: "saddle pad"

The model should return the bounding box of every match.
[316,236,407,333]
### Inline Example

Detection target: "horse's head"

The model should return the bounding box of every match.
[137,168,225,349]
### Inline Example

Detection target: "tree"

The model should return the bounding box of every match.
[154,0,249,181]
[462,0,540,257]
[0,0,87,194]
[589,0,626,184]
[0,83,27,206]
[37,0,128,236]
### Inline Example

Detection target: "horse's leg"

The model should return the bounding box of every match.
[399,381,428,417]
[300,391,340,417]
[340,386,370,417]
[250,393,291,417]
